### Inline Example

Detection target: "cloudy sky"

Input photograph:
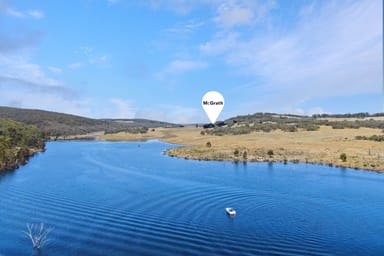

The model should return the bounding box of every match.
[0,0,382,123]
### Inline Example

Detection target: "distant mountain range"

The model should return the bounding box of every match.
[0,106,181,136]
[1,106,383,137]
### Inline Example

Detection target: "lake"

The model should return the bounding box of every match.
[0,141,383,255]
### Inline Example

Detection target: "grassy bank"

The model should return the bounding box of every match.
[100,126,384,172]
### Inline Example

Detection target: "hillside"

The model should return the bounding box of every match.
[207,112,384,135]
[0,118,45,171]
[0,106,180,136]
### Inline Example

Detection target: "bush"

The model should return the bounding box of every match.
[234,149,239,157]
[355,135,384,142]
[267,150,274,157]
[206,141,212,148]
[340,153,347,162]
[243,151,247,160]
[287,126,298,132]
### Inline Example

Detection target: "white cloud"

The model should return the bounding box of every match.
[0,55,63,88]
[0,55,206,121]
[48,66,62,74]
[0,56,133,119]
[165,19,205,35]
[214,2,255,28]
[145,0,276,19]
[0,66,135,118]
[75,46,109,66]
[145,0,212,15]
[212,0,277,29]
[156,60,208,82]
[0,89,92,117]
[79,46,94,56]
[28,10,44,19]
[5,7,44,19]
[146,0,276,28]
[200,32,239,55]
[68,62,84,69]
[162,60,208,75]
[0,52,88,116]
[135,104,206,124]
[105,98,136,118]
[6,8,24,18]
[89,55,108,65]
[201,0,382,108]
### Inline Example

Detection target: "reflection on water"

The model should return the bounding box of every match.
[0,141,383,255]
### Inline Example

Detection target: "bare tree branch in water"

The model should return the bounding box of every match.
[23,223,54,249]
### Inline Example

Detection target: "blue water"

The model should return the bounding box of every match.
[0,141,383,255]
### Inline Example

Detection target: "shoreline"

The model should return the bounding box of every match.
[100,126,384,172]
[0,147,45,173]
[14,125,382,173]
[9,135,383,173]
[164,146,383,173]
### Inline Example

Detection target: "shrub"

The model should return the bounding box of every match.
[243,151,247,160]
[234,149,239,157]
[287,126,297,132]
[355,135,384,142]
[340,153,347,162]
[206,141,212,148]
[267,150,274,157]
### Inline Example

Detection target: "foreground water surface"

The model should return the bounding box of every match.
[0,141,383,255]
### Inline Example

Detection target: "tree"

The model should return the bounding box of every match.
[267,150,274,157]
[234,149,239,157]
[340,153,347,162]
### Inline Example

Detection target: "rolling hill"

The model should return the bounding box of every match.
[0,106,180,136]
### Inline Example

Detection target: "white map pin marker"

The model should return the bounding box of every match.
[202,91,224,124]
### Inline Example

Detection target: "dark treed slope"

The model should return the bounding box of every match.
[0,118,45,171]
[0,106,180,136]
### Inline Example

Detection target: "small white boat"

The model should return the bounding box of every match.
[226,207,236,216]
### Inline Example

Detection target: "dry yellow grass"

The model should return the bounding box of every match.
[100,126,384,172]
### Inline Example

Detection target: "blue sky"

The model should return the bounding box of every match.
[0,0,382,123]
